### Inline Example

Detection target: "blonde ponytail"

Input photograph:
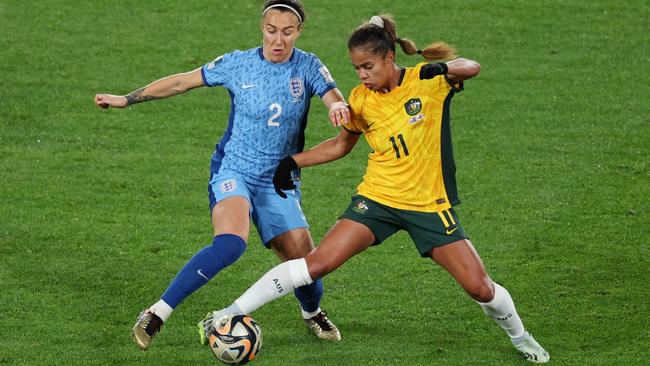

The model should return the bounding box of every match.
[417,41,457,61]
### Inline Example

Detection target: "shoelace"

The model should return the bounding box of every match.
[143,313,163,336]
[311,312,333,331]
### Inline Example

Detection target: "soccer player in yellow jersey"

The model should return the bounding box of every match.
[202,14,549,363]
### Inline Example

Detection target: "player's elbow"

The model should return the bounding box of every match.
[452,58,481,77]
[172,71,201,94]
[173,79,189,94]
[330,140,353,160]
[466,59,481,77]
[334,133,358,158]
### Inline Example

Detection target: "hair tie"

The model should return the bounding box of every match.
[417,49,423,54]
[368,15,384,28]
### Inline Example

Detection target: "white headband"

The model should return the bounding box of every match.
[263,4,303,24]
[368,15,384,28]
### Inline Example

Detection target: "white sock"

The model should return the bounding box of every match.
[477,283,526,339]
[207,303,243,324]
[150,299,174,322]
[234,258,313,315]
[301,307,322,320]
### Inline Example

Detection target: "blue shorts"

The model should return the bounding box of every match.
[208,170,309,246]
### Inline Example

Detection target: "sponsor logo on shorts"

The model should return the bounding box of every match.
[446,226,459,235]
[220,179,237,193]
[352,200,369,214]
[436,198,446,204]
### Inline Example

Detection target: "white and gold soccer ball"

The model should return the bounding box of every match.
[209,314,262,365]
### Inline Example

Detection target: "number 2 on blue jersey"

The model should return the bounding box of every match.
[268,103,282,126]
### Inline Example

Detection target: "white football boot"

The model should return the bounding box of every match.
[304,311,341,341]
[514,333,550,363]
[197,309,232,345]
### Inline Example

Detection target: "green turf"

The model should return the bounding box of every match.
[1,0,648,365]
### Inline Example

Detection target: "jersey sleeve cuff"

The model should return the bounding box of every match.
[444,75,464,92]
[342,125,362,135]
[200,67,213,87]
[317,84,337,98]
[200,67,223,87]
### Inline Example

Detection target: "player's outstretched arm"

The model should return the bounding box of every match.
[94,67,205,109]
[272,129,360,198]
[420,58,481,83]
[446,58,481,82]
[294,128,360,168]
[321,88,350,127]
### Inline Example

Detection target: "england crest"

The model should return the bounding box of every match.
[219,179,237,193]
[289,78,304,99]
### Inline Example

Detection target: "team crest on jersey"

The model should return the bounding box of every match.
[404,98,422,116]
[289,78,304,99]
[219,179,237,193]
[352,200,369,215]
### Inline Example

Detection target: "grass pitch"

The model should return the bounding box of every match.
[1,1,648,365]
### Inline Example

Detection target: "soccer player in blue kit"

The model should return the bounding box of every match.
[95,0,350,350]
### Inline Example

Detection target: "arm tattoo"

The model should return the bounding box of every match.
[125,87,161,106]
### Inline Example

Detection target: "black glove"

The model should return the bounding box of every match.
[419,62,448,80]
[273,156,298,198]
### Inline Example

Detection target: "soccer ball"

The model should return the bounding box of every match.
[209,314,262,365]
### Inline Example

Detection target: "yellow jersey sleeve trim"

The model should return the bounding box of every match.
[342,125,362,135]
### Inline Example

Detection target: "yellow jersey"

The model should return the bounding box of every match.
[344,62,464,212]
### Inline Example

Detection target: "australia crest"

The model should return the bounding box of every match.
[404,98,422,116]
[352,200,369,215]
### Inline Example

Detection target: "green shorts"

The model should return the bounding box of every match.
[340,195,468,257]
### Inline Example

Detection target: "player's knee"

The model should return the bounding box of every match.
[211,234,247,267]
[306,261,325,280]
[305,257,333,280]
[271,237,314,261]
[465,277,494,303]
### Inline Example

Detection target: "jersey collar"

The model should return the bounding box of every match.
[397,67,406,86]
[257,47,296,64]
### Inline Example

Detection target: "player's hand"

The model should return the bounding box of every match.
[419,62,448,80]
[273,156,298,199]
[95,94,128,109]
[328,101,350,127]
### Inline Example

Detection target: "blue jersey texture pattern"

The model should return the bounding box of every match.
[201,47,337,185]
